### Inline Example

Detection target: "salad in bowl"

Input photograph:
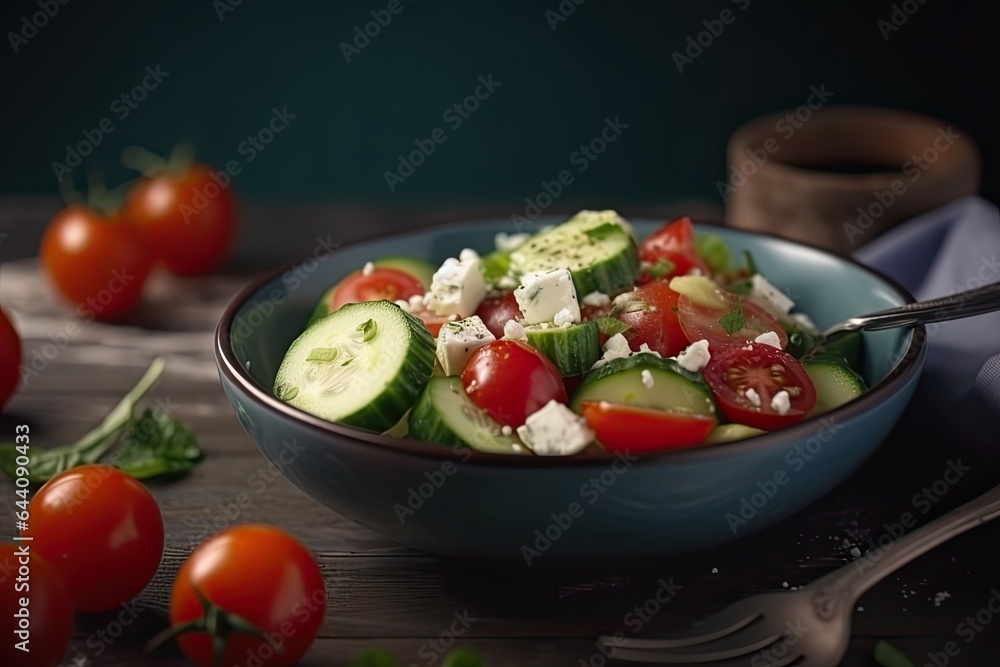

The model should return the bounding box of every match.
[273,211,866,457]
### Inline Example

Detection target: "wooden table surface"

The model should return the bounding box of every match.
[2,211,1000,666]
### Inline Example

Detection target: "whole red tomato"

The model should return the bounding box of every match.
[39,205,153,319]
[121,164,236,276]
[26,465,164,612]
[0,307,20,410]
[0,544,73,667]
[168,525,326,667]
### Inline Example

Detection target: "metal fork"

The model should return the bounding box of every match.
[600,484,1000,665]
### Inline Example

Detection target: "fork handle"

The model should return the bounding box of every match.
[808,482,1000,605]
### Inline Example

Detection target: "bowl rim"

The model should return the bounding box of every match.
[215,217,927,468]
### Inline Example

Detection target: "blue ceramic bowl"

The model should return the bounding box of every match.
[215,219,926,562]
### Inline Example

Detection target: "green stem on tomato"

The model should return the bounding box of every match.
[122,145,169,177]
[168,143,195,174]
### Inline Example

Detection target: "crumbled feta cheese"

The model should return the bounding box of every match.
[503,319,527,340]
[771,390,790,415]
[612,290,643,313]
[745,387,761,407]
[516,400,594,456]
[394,299,411,311]
[501,424,513,436]
[496,274,518,290]
[435,316,496,375]
[591,333,633,368]
[362,261,375,276]
[425,254,487,318]
[641,369,655,389]
[459,248,480,263]
[553,307,577,327]
[754,331,782,349]
[675,339,711,372]
[687,267,704,276]
[408,294,425,311]
[637,343,662,358]
[582,291,611,308]
[494,232,531,252]
[749,274,795,315]
[514,268,580,325]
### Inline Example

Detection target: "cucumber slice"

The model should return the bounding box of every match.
[409,377,528,455]
[820,331,865,372]
[274,301,435,431]
[802,353,867,416]
[375,255,436,288]
[509,210,639,295]
[571,354,716,416]
[525,321,601,376]
[704,423,766,445]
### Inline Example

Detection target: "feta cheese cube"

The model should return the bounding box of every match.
[749,274,795,315]
[771,390,791,415]
[582,291,611,308]
[641,369,655,389]
[514,268,580,325]
[494,232,531,252]
[744,387,761,407]
[675,339,711,372]
[754,331,782,349]
[425,255,487,318]
[516,400,594,456]
[503,319,527,340]
[591,332,633,368]
[435,316,495,375]
[459,248,480,263]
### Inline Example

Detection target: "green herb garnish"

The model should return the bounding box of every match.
[743,250,758,275]
[694,233,731,275]
[595,316,631,337]
[643,258,675,281]
[718,302,746,335]
[874,640,915,667]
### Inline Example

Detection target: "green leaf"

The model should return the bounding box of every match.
[595,316,631,337]
[112,409,203,479]
[743,250,759,275]
[725,278,753,296]
[357,319,377,342]
[349,648,397,667]
[306,347,338,362]
[694,233,731,275]
[442,648,486,667]
[0,358,166,484]
[584,222,623,241]
[874,640,915,667]
[718,302,746,335]
[479,250,511,286]
[643,258,675,281]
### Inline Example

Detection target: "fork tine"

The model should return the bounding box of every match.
[607,645,801,666]
[598,607,760,649]
[609,623,786,664]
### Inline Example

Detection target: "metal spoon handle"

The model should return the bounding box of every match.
[826,281,1000,335]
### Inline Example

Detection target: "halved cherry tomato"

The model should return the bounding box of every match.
[677,291,788,349]
[0,545,72,667]
[474,292,522,339]
[26,465,164,612]
[702,343,816,431]
[329,267,424,312]
[580,401,716,454]
[638,217,709,279]
[411,310,452,337]
[615,280,688,357]
[0,307,20,411]
[462,339,567,427]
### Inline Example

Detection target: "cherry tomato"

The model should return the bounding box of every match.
[40,205,153,319]
[411,310,453,337]
[0,307,20,410]
[580,300,614,347]
[25,465,164,612]
[581,401,716,454]
[169,525,325,667]
[121,164,236,276]
[638,217,709,279]
[615,280,688,357]
[462,339,567,427]
[0,545,72,667]
[474,292,522,339]
[329,268,424,312]
[677,290,788,349]
[702,343,816,430]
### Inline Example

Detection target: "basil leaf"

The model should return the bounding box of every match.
[718,302,746,335]
[694,233,731,275]
[595,317,631,337]
[112,409,203,480]
[874,640,915,667]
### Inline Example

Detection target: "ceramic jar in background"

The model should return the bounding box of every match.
[724,106,981,253]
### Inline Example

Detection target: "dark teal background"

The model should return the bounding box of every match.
[2,0,997,206]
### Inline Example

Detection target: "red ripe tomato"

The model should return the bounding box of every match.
[411,311,452,337]
[474,292,522,339]
[121,163,236,276]
[677,290,788,349]
[26,465,164,612]
[462,339,567,427]
[615,280,689,357]
[638,217,709,279]
[0,545,72,667]
[581,401,716,454]
[169,525,325,667]
[329,267,424,312]
[0,307,20,410]
[702,343,817,430]
[40,205,153,319]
